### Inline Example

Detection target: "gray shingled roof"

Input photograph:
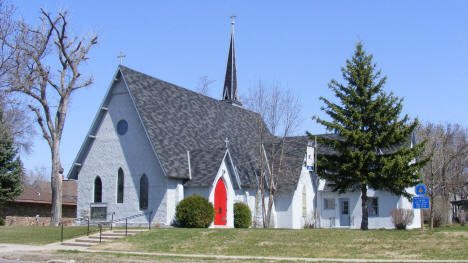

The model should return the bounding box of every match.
[120,66,348,192]
[120,66,266,188]
[68,66,342,193]
[184,147,226,187]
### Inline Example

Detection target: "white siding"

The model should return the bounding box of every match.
[318,187,420,229]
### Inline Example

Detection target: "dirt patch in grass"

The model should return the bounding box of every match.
[381,250,421,259]
[439,231,468,238]
[257,241,275,246]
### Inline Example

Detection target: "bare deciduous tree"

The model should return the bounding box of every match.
[416,123,468,229]
[244,81,301,227]
[195,76,215,96]
[0,1,34,152]
[23,166,49,192]
[0,5,97,226]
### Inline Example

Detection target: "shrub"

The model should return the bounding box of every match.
[234,202,251,228]
[390,208,414,230]
[0,217,4,226]
[176,195,214,228]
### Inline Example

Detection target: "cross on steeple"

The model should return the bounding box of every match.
[222,15,242,106]
[117,51,126,65]
[225,137,230,148]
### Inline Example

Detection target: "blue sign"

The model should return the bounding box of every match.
[415,184,426,196]
[413,196,430,209]
[306,166,314,171]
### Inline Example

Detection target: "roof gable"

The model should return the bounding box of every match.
[119,66,267,181]
[67,68,164,179]
[184,147,241,188]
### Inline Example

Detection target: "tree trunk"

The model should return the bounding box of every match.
[429,193,434,231]
[266,192,275,228]
[360,184,368,230]
[50,141,62,226]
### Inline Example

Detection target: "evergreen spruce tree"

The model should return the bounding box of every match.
[311,42,427,230]
[0,110,23,205]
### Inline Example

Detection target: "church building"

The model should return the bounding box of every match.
[69,18,419,229]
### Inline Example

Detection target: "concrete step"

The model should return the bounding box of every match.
[112,230,148,234]
[61,242,94,247]
[88,235,120,240]
[101,233,131,237]
[75,238,100,243]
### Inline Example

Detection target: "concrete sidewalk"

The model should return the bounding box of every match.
[0,242,87,253]
[82,249,468,263]
[2,244,468,263]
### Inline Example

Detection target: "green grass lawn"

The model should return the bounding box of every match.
[97,225,468,260]
[0,226,99,245]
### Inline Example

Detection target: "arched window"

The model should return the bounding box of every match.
[302,185,307,217]
[94,176,102,203]
[117,168,124,203]
[139,174,148,210]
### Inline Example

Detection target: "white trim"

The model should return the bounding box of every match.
[208,155,235,228]
[226,149,241,189]
[187,150,192,180]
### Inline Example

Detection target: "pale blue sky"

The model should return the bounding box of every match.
[15,1,468,176]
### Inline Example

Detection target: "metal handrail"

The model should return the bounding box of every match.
[60,210,154,243]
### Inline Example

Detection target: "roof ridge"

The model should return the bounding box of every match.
[119,65,262,117]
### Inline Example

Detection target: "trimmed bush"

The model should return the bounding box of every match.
[176,195,214,228]
[0,217,4,226]
[390,208,414,230]
[234,202,251,228]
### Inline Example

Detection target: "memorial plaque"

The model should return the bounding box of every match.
[90,206,107,221]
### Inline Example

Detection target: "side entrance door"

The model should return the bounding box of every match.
[214,178,227,225]
[339,198,350,227]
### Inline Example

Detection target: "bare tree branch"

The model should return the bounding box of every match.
[243,80,302,227]
[0,4,97,225]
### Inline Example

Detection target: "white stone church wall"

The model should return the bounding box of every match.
[166,179,185,225]
[275,167,315,229]
[77,80,169,226]
[233,189,257,224]
[292,167,315,229]
[275,194,293,228]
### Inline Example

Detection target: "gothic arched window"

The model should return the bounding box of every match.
[117,168,124,203]
[139,174,148,210]
[94,176,102,203]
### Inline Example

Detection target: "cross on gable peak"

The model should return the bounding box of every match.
[117,51,126,65]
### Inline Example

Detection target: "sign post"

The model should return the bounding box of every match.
[413,184,429,232]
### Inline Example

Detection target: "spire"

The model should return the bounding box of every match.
[222,15,241,106]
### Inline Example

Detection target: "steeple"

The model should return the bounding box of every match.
[222,15,242,106]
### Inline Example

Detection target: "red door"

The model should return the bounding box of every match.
[214,178,227,225]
